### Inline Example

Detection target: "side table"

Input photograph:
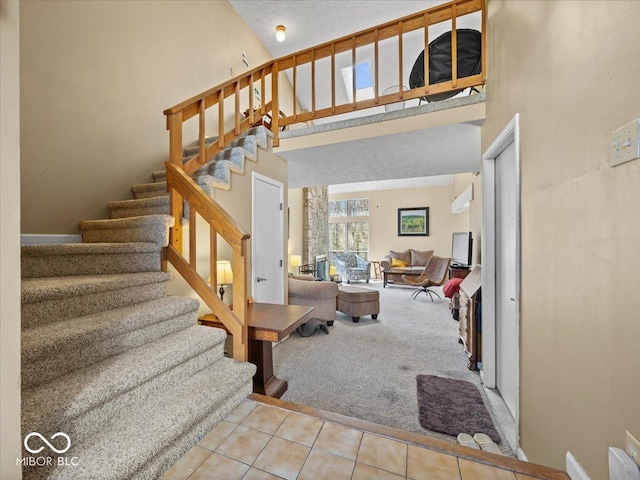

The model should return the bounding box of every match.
[370,261,382,280]
[199,303,313,398]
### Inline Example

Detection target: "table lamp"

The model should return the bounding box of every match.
[290,255,302,274]
[216,260,233,302]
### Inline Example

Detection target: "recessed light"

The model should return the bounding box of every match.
[276,25,286,42]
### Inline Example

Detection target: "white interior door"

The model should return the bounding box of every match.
[495,141,518,419]
[252,173,284,304]
[482,114,520,454]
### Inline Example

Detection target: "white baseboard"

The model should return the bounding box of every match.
[21,234,82,245]
[517,448,528,462]
[566,451,591,480]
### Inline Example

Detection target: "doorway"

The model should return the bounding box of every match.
[252,173,285,304]
[481,114,521,453]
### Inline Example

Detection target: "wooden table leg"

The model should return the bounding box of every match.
[248,338,288,398]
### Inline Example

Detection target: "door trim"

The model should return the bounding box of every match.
[251,172,285,304]
[481,113,521,447]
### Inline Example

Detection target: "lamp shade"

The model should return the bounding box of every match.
[216,260,233,285]
[290,255,302,268]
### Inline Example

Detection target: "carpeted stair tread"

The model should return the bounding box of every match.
[131,388,250,480]
[22,325,228,440]
[21,272,171,328]
[22,271,170,304]
[27,358,255,480]
[131,181,168,199]
[107,196,170,218]
[21,242,162,278]
[183,135,220,157]
[152,169,166,183]
[21,296,200,387]
[22,241,161,257]
[78,214,174,245]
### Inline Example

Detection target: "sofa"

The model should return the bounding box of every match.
[288,274,339,326]
[380,249,434,287]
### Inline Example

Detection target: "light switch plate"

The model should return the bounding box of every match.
[611,119,640,167]
[627,431,640,467]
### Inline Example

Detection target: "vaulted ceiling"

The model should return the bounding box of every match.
[229,0,483,189]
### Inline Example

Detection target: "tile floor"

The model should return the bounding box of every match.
[162,399,538,480]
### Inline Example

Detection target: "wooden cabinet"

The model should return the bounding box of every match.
[449,266,471,280]
[458,266,481,371]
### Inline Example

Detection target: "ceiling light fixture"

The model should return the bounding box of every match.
[275,25,286,42]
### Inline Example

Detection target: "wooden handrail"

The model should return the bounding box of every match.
[164,162,249,361]
[162,0,486,364]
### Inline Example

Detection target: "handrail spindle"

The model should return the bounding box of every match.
[218,91,224,149]
[311,50,316,114]
[210,225,218,293]
[398,21,404,99]
[189,207,197,268]
[424,12,430,95]
[351,36,356,108]
[451,4,458,88]
[374,29,379,105]
[271,62,280,147]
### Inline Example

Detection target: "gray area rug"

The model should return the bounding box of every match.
[273,281,511,453]
[417,374,500,443]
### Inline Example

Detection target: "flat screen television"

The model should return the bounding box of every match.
[451,232,472,268]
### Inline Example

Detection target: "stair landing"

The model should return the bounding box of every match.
[162,394,568,480]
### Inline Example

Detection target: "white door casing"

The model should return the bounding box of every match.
[481,113,521,448]
[252,173,284,304]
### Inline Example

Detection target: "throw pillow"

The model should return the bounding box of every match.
[390,249,411,265]
[390,258,408,268]
[410,249,434,266]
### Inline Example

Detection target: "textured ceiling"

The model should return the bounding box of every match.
[229,0,482,190]
[282,122,480,189]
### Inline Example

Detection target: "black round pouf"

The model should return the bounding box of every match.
[409,29,482,103]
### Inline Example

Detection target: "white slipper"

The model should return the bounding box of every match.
[457,433,480,450]
[473,433,503,455]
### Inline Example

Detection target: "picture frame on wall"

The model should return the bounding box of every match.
[398,207,429,236]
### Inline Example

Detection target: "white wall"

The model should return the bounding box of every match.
[483,1,640,477]
[287,188,304,272]
[19,0,290,234]
[1,0,22,477]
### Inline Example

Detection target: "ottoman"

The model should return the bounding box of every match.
[337,285,380,322]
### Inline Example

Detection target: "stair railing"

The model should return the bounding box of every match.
[162,0,486,363]
[164,162,250,361]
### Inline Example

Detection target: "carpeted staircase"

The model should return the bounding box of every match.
[20,126,272,479]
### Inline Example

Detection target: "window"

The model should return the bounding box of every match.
[329,199,369,262]
[347,222,369,260]
[329,200,347,217]
[329,199,368,217]
[347,199,368,217]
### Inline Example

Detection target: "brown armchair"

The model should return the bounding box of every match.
[288,274,338,326]
[401,256,451,301]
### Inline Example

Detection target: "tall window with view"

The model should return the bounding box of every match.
[329,199,369,264]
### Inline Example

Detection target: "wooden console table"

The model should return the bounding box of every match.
[449,265,471,280]
[199,302,313,398]
[458,266,482,371]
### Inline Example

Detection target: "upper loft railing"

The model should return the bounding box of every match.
[161,0,486,362]
[164,0,486,172]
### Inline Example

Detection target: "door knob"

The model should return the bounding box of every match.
[256,276,268,282]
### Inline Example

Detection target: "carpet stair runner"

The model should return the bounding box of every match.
[20,128,271,479]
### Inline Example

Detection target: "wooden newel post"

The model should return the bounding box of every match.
[231,240,248,362]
